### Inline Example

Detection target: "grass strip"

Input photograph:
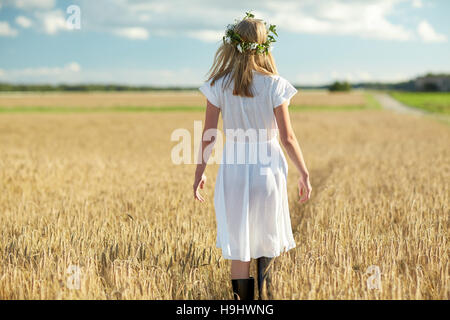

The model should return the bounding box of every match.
[389,91,450,114]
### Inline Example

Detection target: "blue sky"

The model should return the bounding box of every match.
[0,0,449,86]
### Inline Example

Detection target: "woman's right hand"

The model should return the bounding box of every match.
[298,173,312,203]
[193,174,207,202]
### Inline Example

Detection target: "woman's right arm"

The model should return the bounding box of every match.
[274,101,312,203]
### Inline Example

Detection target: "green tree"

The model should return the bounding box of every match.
[329,81,352,92]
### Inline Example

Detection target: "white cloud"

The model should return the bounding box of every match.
[411,0,423,8]
[0,62,81,80]
[72,0,417,42]
[9,0,55,10]
[15,16,33,28]
[66,67,201,86]
[267,0,413,41]
[186,29,223,43]
[0,21,18,37]
[417,20,447,43]
[295,67,450,86]
[35,10,67,35]
[66,62,81,73]
[0,64,203,86]
[209,68,448,87]
[332,71,373,82]
[295,72,328,86]
[7,0,441,44]
[114,27,149,40]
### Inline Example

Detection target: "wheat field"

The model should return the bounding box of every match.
[0,90,366,108]
[0,107,448,299]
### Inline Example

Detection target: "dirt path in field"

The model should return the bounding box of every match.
[373,93,427,116]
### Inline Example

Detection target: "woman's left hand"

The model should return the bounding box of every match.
[193,174,207,202]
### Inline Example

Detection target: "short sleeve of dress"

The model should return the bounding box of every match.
[272,76,298,108]
[199,79,221,109]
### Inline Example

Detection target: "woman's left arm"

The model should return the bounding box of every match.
[193,100,221,202]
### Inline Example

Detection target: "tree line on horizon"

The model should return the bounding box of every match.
[0,73,448,92]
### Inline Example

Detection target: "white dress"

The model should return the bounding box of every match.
[199,71,298,262]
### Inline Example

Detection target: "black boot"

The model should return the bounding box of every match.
[231,277,254,300]
[257,257,273,300]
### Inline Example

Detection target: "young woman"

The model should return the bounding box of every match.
[193,13,312,300]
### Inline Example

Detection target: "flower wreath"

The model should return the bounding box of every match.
[223,11,278,55]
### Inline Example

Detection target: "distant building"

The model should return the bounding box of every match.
[415,74,450,92]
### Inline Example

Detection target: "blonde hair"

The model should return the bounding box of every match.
[206,18,278,98]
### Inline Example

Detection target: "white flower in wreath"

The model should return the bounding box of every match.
[250,42,258,50]
[225,36,232,44]
[236,43,243,53]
